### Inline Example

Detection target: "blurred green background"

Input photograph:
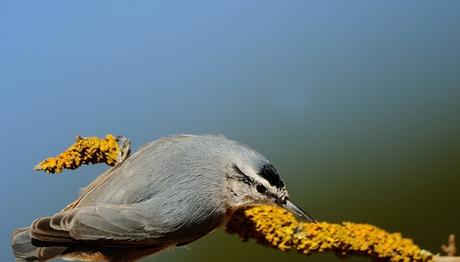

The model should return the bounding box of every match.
[1,1,459,261]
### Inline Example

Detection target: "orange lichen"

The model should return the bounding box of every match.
[226,205,434,262]
[34,134,120,174]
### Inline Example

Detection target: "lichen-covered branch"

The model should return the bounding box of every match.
[226,205,433,261]
[35,134,121,173]
[34,134,458,261]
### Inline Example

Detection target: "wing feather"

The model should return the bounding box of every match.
[51,205,155,242]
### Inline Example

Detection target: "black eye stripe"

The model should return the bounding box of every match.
[256,184,267,194]
[259,164,284,188]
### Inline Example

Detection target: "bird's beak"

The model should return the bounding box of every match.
[283,200,316,223]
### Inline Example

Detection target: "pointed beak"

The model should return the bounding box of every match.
[283,200,316,223]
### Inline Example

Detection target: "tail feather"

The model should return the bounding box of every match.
[12,222,164,262]
[12,227,37,261]
[11,227,66,262]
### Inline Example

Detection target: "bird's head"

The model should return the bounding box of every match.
[225,145,315,222]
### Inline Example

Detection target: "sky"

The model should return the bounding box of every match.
[1,1,459,261]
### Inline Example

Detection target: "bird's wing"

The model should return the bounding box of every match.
[31,204,173,245]
[30,135,220,246]
[63,135,197,211]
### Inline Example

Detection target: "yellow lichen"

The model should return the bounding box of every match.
[226,205,434,261]
[34,134,120,174]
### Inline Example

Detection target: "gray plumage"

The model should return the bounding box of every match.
[12,134,313,262]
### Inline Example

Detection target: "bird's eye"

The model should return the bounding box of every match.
[256,184,267,194]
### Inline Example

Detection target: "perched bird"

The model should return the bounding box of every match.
[12,134,314,262]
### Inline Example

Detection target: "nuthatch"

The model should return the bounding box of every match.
[12,134,314,262]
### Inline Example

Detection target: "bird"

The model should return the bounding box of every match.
[12,134,314,262]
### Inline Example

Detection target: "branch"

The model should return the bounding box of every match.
[226,205,459,262]
[435,235,458,262]
[34,134,458,261]
[34,134,122,173]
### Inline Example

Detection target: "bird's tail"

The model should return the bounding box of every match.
[11,227,66,262]
[12,224,165,262]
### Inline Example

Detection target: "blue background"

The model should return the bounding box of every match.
[1,1,459,261]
